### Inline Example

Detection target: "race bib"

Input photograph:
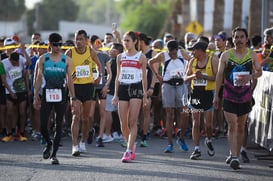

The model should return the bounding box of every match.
[46,89,62,102]
[194,73,208,86]
[120,70,135,81]
[233,71,250,86]
[170,68,184,78]
[8,68,22,81]
[75,65,90,78]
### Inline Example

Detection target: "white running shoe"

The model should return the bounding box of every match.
[102,134,114,143]
[79,141,87,153]
[112,132,120,140]
[72,145,80,156]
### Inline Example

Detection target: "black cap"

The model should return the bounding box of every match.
[166,40,179,51]
[10,52,19,61]
[188,41,208,52]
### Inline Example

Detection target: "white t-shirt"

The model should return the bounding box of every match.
[2,55,27,94]
[163,50,187,81]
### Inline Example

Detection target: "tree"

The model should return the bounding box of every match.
[76,0,120,25]
[0,0,26,21]
[118,0,171,39]
[26,0,79,34]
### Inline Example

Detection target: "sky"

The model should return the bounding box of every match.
[25,0,42,9]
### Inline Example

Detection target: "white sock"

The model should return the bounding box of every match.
[194,146,200,151]
[206,137,212,143]
[241,147,246,152]
[126,149,132,153]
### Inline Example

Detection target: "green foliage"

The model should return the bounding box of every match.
[41,0,79,30]
[25,0,170,38]
[76,0,119,24]
[118,0,171,39]
[0,0,26,21]
[26,0,79,34]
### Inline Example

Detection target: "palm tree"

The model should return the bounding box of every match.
[197,0,205,29]
[232,0,243,29]
[181,0,190,36]
[212,0,225,35]
[248,0,262,36]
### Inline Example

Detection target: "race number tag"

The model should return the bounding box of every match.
[8,68,22,81]
[170,69,184,78]
[233,71,250,86]
[75,65,90,78]
[194,73,208,86]
[120,70,135,81]
[46,89,62,102]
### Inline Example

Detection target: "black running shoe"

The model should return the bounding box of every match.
[230,157,240,170]
[190,149,201,160]
[50,156,59,165]
[43,141,52,159]
[240,150,250,163]
[87,128,95,144]
[96,137,104,147]
[205,140,215,156]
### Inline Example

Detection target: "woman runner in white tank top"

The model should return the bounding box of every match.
[112,31,148,163]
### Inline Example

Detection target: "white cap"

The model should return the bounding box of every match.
[4,38,16,46]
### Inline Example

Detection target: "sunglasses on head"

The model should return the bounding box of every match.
[52,42,63,47]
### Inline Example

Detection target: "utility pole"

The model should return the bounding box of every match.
[172,0,183,39]
[34,3,41,32]
[262,0,268,37]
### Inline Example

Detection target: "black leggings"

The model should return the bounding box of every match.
[40,100,65,157]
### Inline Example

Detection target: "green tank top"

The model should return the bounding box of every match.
[43,53,66,89]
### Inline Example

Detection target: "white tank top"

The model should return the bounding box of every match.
[118,51,142,84]
[163,50,187,81]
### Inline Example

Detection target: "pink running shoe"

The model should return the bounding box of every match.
[121,151,132,162]
[131,143,136,160]
[131,152,136,160]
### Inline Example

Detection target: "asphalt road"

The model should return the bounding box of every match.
[0,134,272,181]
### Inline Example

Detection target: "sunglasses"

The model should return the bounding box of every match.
[94,39,102,46]
[52,42,63,47]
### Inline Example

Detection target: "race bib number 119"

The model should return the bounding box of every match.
[46,89,62,102]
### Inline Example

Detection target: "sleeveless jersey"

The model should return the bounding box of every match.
[191,53,215,91]
[71,46,94,84]
[145,49,153,88]
[118,51,142,84]
[162,50,186,81]
[223,48,253,103]
[43,53,66,89]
